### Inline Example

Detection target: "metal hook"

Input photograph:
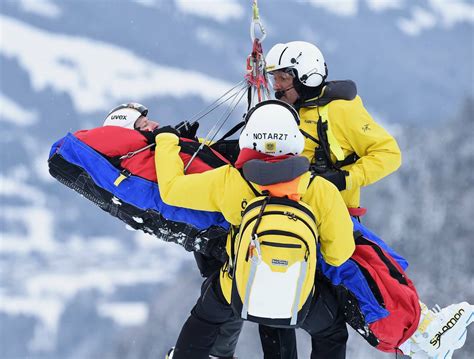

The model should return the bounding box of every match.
[250,0,266,42]
[250,20,266,42]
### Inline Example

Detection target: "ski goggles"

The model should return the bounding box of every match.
[106,103,148,118]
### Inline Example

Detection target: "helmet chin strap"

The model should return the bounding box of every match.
[275,86,294,100]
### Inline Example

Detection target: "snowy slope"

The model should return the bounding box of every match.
[1,15,233,113]
[0,0,473,358]
[1,0,473,125]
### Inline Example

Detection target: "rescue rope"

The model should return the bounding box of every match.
[184,84,248,172]
[182,79,247,126]
[119,143,155,160]
[120,80,247,160]
[182,0,270,170]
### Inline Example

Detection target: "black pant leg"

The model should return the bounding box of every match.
[210,316,243,358]
[174,273,235,359]
[302,279,348,359]
[309,315,348,359]
[174,315,221,359]
[258,325,298,359]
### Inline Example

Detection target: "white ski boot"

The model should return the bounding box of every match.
[165,347,174,359]
[409,301,473,358]
[166,347,237,359]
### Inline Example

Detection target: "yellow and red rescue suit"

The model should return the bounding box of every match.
[154,133,355,302]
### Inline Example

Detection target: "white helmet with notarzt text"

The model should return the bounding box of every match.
[239,100,304,156]
[266,41,327,88]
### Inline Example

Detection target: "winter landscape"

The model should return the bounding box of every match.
[1,0,473,358]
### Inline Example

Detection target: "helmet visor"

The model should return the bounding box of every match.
[268,69,295,93]
[268,68,294,82]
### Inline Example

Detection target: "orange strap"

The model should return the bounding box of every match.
[259,177,303,202]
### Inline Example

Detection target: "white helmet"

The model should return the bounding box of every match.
[239,100,304,156]
[103,103,148,129]
[266,41,327,88]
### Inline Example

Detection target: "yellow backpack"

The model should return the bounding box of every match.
[231,193,318,327]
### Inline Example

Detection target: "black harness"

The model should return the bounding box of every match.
[300,109,359,174]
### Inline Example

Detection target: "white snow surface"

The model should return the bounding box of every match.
[302,0,473,34]
[132,0,244,22]
[0,94,39,126]
[428,0,474,27]
[132,0,160,8]
[305,0,358,17]
[0,227,190,351]
[366,0,404,12]
[398,0,474,36]
[175,0,244,23]
[0,175,46,205]
[397,0,474,35]
[17,0,62,19]
[0,15,234,114]
[397,6,437,36]
[98,301,149,326]
[196,26,228,49]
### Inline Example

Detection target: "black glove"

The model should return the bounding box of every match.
[208,239,228,264]
[138,130,156,145]
[174,121,199,140]
[138,126,179,145]
[152,125,180,137]
[318,170,348,191]
[196,227,228,264]
[193,252,226,278]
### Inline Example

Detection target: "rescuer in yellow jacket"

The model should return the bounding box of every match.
[239,40,402,359]
[266,41,402,210]
[155,100,354,359]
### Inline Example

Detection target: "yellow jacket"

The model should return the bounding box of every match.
[155,133,355,302]
[299,95,401,208]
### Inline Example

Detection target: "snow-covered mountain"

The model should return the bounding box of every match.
[1,1,473,358]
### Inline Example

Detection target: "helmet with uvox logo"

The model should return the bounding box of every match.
[103,103,148,129]
[239,100,304,156]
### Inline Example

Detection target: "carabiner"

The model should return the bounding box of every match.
[250,20,266,42]
[250,0,266,42]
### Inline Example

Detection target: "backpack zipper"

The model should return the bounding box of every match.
[261,241,302,249]
[240,211,317,241]
[257,230,310,258]
[245,197,315,221]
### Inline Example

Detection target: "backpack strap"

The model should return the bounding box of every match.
[300,129,322,146]
[239,168,263,197]
[214,121,246,143]
[179,140,229,168]
[319,106,344,162]
[336,153,360,168]
[246,195,271,259]
[316,114,334,167]
[210,121,245,164]
[228,224,240,279]
[230,171,261,274]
